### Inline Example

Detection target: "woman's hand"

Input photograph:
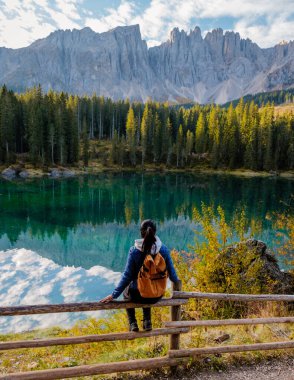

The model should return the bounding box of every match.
[99,294,114,303]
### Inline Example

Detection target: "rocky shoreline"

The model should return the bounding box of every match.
[1,165,77,179]
[1,165,294,180]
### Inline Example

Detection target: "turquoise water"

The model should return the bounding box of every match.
[0,173,293,332]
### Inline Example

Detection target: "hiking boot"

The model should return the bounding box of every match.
[129,321,139,332]
[143,319,152,331]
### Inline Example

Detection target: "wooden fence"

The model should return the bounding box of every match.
[0,284,294,380]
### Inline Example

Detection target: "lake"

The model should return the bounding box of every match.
[0,172,293,333]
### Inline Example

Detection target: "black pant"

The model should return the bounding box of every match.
[123,286,161,323]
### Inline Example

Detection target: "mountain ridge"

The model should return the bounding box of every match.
[0,24,293,103]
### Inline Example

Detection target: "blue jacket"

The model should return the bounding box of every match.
[112,244,179,299]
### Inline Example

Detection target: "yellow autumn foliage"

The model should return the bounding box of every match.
[172,203,281,319]
[275,210,294,270]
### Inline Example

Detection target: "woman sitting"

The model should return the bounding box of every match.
[100,219,180,331]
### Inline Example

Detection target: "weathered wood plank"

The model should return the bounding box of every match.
[170,281,182,372]
[0,356,188,380]
[173,291,294,302]
[166,317,294,328]
[0,327,189,351]
[0,298,187,317]
[169,341,294,358]
[170,281,182,351]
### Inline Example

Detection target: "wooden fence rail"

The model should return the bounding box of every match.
[173,291,294,301]
[0,357,189,380]
[0,298,187,316]
[166,316,294,328]
[169,341,294,358]
[0,327,190,351]
[0,290,293,380]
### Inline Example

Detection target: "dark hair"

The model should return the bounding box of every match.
[140,219,156,255]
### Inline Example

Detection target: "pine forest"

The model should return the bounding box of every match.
[0,85,293,171]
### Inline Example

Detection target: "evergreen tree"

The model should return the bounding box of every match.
[176,124,183,167]
[48,123,55,165]
[166,117,173,166]
[195,112,206,153]
[66,95,79,163]
[207,105,218,151]
[0,86,17,163]
[153,113,162,163]
[185,130,194,164]
[223,103,239,168]
[81,117,89,166]
[26,86,44,164]
[98,97,104,139]
[209,106,221,168]
[140,103,152,165]
[263,103,275,170]
[126,107,137,166]
[55,92,68,166]
[244,102,259,170]
[286,113,294,169]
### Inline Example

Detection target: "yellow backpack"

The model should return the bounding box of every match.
[137,253,168,298]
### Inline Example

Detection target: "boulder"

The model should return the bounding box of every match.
[49,168,76,178]
[62,169,75,177]
[19,170,29,178]
[1,167,17,179]
[225,239,294,294]
[49,169,62,178]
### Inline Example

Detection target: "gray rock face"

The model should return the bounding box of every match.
[0,25,293,103]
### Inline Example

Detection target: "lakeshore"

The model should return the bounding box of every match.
[1,162,294,180]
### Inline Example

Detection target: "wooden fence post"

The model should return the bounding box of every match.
[170,280,182,371]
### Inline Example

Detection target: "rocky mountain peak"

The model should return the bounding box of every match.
[169,27,188,43]
[205,28,224,42]
[0,24,293,103]
[189,26,202,41]
[110,24,141,35]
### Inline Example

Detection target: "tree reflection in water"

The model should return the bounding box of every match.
[0,173,293,271]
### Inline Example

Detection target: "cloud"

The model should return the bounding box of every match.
[85,0,136,33]
[0,0,82,48]
[234,14,294,47]
[0,248,121,333]
[81,0,294,48]
[131,0,294,47]
[0,1,293,52]
[55,0,82,20]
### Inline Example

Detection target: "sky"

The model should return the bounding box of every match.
[0,0,293,49]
